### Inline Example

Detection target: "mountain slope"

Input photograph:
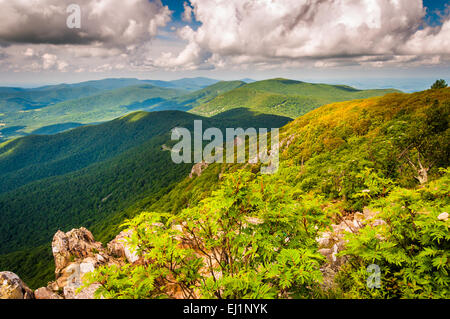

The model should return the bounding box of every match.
[27,77,219,92]
[0,108,291,287]
[85,88,448,299]
[148,80,246,112]
[130,88,450,219]
[190,78,401,118]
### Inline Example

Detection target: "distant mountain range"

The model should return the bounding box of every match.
[10,77,220,92]
[0,77,399,141]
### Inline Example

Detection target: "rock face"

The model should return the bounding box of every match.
[0,272,34,299]
[107,230,139,263]
[46,227,123,299]
[2,227,136,299]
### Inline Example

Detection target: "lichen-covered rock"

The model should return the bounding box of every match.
[0,272,34,299]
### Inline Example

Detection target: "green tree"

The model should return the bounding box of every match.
[431,79,447,90]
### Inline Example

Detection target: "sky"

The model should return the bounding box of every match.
[0,0,449,91]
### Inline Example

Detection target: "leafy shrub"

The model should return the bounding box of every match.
[337,169,450,298]
[84,170,330,299]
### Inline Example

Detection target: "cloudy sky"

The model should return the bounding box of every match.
[0,0,449,90]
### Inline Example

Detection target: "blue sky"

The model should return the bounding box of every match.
[0,0,448,91]
[423,0,449,25]
[161,0,187,22]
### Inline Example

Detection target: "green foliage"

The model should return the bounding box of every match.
[114,86,449,299]
[337,169,450,298]
[351,168,396,208]
[85,170,329,299]
[431,79,448,90]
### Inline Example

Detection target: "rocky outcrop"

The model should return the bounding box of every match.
[52,227,105,276]
[107,230,139,263]
[1,227,140,299]
[316,208,384,289]
[2,205,387,299]
[0,272,34,299]
[31,227,124,299]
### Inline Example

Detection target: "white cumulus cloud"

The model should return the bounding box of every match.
[0,0,171,47]
[182,2,194,23]
[156,0,450,70]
